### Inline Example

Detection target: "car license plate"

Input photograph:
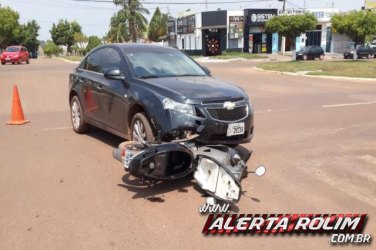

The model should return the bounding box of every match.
[227,122,245,136]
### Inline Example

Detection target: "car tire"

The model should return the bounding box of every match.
[1,62,5,65]
[131,113,155,142]
[70,96,89,134]
[303,55,307,61]
[26,59,30,64]
[319,55,324,60]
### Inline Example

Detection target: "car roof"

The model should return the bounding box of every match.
[107,43,177,52]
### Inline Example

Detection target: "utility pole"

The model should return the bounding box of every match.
[281,0,286,55]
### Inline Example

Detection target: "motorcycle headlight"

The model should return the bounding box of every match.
[194,157,240,202]
[163,98,194,115]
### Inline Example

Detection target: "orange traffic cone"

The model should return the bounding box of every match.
[6,85,30,125]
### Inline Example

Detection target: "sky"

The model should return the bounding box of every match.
[0,0,367,41]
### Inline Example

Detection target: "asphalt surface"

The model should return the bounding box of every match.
[0,58,375,250]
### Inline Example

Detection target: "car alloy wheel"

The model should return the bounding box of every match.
[131,113,154,142]
[70,96,89,133]
[133,120,147,142]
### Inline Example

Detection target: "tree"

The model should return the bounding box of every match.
[266,13,317,50]
[0,7,20,49]
[112,0,149,42]
[86,36,102,53]
[43,41,63,58]
[332,10,376,44]
[106,12,130,43]
[18,20,40,52]
[148,7,168,41]
[50,20,82,54]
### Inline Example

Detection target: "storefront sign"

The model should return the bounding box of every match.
[245,9,278,26]
[277,8,339,22]
[177,15,195,34]
[229,16,244,39]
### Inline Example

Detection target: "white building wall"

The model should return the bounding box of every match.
[331,33,352,53]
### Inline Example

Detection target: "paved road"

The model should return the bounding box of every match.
[0,58,375,249]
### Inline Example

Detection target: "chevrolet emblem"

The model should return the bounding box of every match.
[223,101,236,110]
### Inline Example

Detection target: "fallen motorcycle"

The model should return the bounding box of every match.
[113,138,265,203]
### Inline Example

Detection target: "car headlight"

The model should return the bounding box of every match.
[350,51,354,54]
[162,98,195,115]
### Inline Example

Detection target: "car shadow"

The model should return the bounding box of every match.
[86,127,124,148]
[118,173,196,201]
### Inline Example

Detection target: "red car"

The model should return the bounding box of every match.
[1,46,30,65]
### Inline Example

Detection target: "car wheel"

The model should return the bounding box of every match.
[131,113,154,142]
[70,96,89,134]
[1,62,5,65]
[319,55,324,60]
[26,59,30,64]
[303,55,307,61]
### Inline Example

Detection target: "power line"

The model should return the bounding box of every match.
[71,0,275,4]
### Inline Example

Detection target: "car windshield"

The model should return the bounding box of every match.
[302,46,311,52]
[5,47,20,52]
[347,42,355,49]
[124,49,207,78]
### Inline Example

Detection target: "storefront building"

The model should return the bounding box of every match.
[176,13,202,55]
[227,10,244,52]
[201,10,228,56]
[243,9,278,54]
[280,8,351,53]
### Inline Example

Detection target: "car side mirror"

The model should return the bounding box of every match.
[104,67,125,81]
[202,66,211,76]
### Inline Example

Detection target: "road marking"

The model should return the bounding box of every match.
[41,126,71,131]
[321,101,376,108]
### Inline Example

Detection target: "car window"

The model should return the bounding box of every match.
[78,57,88,70]
[124,49,207,78]
[101,47,123,72]
[6,47,20,52]
[87,49,104,73]
[303,46,311,52]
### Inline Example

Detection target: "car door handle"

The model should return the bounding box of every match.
[96,84,103,90]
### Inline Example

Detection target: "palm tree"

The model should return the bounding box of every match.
[113,0,149,42]
[106,12,130,43]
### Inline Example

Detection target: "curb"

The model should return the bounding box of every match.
[253,66,376,82]
[54,57,80,64]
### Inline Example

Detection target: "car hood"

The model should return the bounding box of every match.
[1,52,19,56]
[139,76,247,104]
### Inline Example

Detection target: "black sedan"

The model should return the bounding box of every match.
[69,44,254,145]
[296,45,325,60]
[344,44,374,59]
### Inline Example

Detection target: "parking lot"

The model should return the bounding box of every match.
[0,58,375,249]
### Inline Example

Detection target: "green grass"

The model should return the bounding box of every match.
[214,51,267,60]
[59,55,83,62]
[258,60,376,78]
